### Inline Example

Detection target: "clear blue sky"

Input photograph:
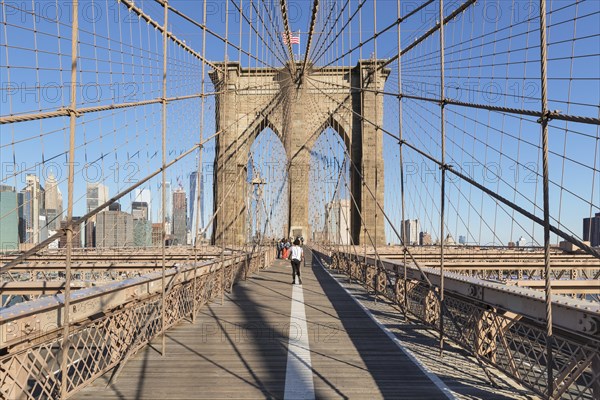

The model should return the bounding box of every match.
[1,0,598,245]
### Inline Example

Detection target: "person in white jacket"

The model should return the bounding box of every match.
[289,239,304,284]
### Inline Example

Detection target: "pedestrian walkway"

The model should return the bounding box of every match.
[76,250,450,399]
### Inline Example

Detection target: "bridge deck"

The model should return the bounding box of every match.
[75,251,515,399]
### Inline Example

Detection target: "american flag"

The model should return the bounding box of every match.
[282,32,300,45]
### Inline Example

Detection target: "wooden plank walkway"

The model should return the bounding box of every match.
[75,250,449,399]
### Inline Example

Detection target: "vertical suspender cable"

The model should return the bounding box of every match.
[373,0,380,294]
[396,0,408,315]
[60,0,79,396]
[192,0,208,323]
[539,0,554,397]
[221,0,229,305]
[161,0,168,356]
[439,0,447,354]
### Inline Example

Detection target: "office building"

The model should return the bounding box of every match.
[20,175,44,244]
[172,189,187,245]
[59,217,82,248]
[325,200,350,245]
[189,168,205,233]
[402,219,420,245]
[134,188,152,220]
[132,201,149,221]
[96,209,134,248]
[459,235,466,245]
[133,219,152,247]
[85,220,95,247]
[87,183,109,221]
[157,181,173,224]
[189,171,197,231]
[44,171,63,230]
[419,231,432,246]
[152,223,163,246]
[0,185,20,252]
[583,213,600,247]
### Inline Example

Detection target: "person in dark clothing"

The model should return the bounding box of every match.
[289,239,304,284]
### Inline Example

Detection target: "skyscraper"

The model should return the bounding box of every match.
[157,181,172,224]
[59,217,82,248]
[132,201,151,247]
[96,209,134,248]
[20,175,44,244]
[402,219,421,245]
[0,185,20,252]
[325,200,350,245]
[44,171,63,230]
[172,189,187,245]
[132,201,149,220]
[189,171,197,232]
[419,231,432,246]
[583,213,600,247]
[86,183,109,217]
[134,188,152,220]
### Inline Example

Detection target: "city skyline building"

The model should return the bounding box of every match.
[134,188,152,221]
[86,183,109,219]
[0,185,20,252]
[44,171,63,230]
[59,217,82,248]
[402,219,421,245]
[96,209,134,248]
[325,199,350,245]
[157,181,173,224]
[133,219,152,247]
[172,188,187,245]
[419,231,432,246]
[151,223,163,246]
[132,201,149,221]
[189,171,196,232]
[189,168,205,236]
[20,174,44,244]
[583,212,600,247]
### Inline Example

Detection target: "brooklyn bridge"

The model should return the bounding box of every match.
[0,0,599,399]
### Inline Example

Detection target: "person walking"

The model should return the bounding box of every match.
[289,239,304,284]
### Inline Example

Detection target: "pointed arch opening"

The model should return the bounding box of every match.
[308,125,351,245]
[247,126,289,242]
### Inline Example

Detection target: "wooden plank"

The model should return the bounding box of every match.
[75,253,448,399]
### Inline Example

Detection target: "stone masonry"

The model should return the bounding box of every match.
[209,60,388,246]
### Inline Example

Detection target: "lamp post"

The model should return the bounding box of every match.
[251,176,266,243]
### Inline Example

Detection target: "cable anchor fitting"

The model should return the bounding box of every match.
[63,108,81,118]
[537,110,560,124]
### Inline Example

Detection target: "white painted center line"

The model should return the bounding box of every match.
[284,283,315,400]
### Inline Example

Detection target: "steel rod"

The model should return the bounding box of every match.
[160,0,168,357]
[539,0,554,396]
[60,0,78,396]
[439,0,447,355]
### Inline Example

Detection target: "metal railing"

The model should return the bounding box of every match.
[0,248,274,399]
[313,247,600,400]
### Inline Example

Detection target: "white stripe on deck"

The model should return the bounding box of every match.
[284,283,315,400]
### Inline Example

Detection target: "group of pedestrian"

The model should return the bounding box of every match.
[277,238,292,259]
[276,236,305,284]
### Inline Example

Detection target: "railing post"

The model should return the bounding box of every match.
[538,0,554,397]
[60,0,79,396]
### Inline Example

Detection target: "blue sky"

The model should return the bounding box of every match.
[1,0,598,245]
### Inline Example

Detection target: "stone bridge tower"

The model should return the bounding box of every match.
[209,60,389,246]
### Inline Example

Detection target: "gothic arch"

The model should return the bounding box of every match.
[210,60,389,245]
